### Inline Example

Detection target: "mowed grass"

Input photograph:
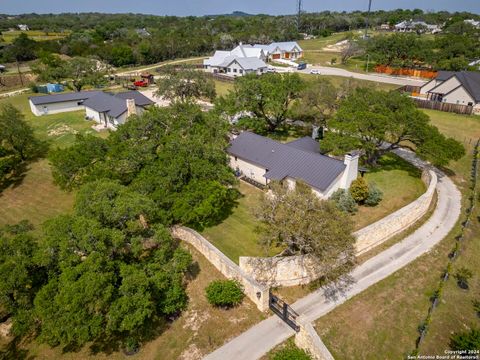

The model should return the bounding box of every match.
[1,30,71,43]
[0,92,108,228]
[12,244,263,360]
[314,109,480,359]
[352,153,425,230]
[213,79,233,97]
[201,181,274,263]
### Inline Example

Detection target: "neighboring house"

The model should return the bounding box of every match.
[29,90,154,127]
[253,42,304,61]
[203,43,267,75]
[419,71,480,114]
[378,23,392,31]
[464,19,480,29]
[135,28,151,37]
[29,91,102,116]
[83,91,154,128]
[469,59,480,70]
[17,24,29,31]
[227,132,358,198]
[394,20,441,33]
[221,57,268,77]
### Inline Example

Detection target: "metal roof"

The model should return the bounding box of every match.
[228,132,345,191]
[285,137,320,153]
[29,91,102,105]
[230,57,268,70]
[83,91,154,118]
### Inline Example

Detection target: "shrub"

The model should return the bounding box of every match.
[349,177,369,203]
[450,328,480,350]
[454,267,473,289]
[330,57,337,65]
[271,342,311,360]
[331,189,358,214]
[365,182,383,206]
[205,280,244,308]
[473,299,480,318]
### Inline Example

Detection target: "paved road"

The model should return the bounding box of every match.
[204,148,461,360]
[299,66,427,87]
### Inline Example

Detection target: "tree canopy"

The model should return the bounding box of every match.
[50,103,237,229]
[320,88,465,166]
[156,66,216,103]
[256,181,356,279]
[219,73,305,132]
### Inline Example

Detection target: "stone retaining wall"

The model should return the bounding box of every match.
[239,169,437,286]
[354,169,436,255]
[295,316,335,360]
[171,226,270,312]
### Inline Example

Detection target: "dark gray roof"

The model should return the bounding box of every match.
[285,137,320,153]
[228,132,346,191]
[29,91,102,105]
[83,91,154,118]
[431,71,480,102]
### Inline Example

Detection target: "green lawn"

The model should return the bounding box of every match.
[352,153,425,230]
[1,30,71,44]
[314,109,480,359]
[201,181,275,263]
[0,92,108,229]
[214,80,234,97]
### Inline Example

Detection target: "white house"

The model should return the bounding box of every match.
[227,132,358,199]
[420,71,480,114]
[17,24,29,31]
[394,20,441,33]
[29,91,102,116]
[29,90,154,127]
[203,43,267,75]
[253,42,304,61]
[221,57,268,77]
[464,19,480,29]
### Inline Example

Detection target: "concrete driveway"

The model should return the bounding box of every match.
[298,66,427,87]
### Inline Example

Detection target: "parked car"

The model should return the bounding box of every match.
[297,63,307,70]
[267,67,276,73]
[133,80,149,87]
[310,69,321,74]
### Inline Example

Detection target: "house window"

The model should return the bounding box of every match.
[227,68,231,72]
[235,156,238,161]
[233,68,237,73]
[468,102,473,106]
[239,69,243,74]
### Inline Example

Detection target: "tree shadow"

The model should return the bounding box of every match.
[0,337,34,360]
[0,161,29,194]
[366,153,422,178]
[321,274,356,302]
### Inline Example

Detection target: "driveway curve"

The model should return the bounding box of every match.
[204,148,462,360]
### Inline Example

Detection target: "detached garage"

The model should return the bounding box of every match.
[29,91,102,116]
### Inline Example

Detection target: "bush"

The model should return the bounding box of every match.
[331,189,358,214]
[450,328,480,350]
[271,342,311,360]
[205,280,244,308]
[349,177,369,203]
[454,267,473,289]
[365,182,383,206]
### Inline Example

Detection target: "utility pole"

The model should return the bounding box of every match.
[364,0,372,38]
[297,0,303,32]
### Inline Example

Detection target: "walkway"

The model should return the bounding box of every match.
[204,148,462,360]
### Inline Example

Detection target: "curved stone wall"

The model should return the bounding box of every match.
[239,169,437,286]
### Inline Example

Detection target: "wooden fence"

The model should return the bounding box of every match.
[412,98,473,115]
[375,65,437,79]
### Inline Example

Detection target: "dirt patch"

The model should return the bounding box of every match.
[47,125,78,137]
[0,319,12,339]
[183,309,211,334]
[178,343,203,360]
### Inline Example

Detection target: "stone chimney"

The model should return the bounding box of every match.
[126,98,136,117]
[340,152,359,189]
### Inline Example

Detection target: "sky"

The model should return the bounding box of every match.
[0,0,479,16]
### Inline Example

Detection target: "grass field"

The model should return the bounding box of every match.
[0,92,108,228]
[6,243,263,360]
[201,181,276,263]
[314,109,480,359]
[0,30,71,44]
